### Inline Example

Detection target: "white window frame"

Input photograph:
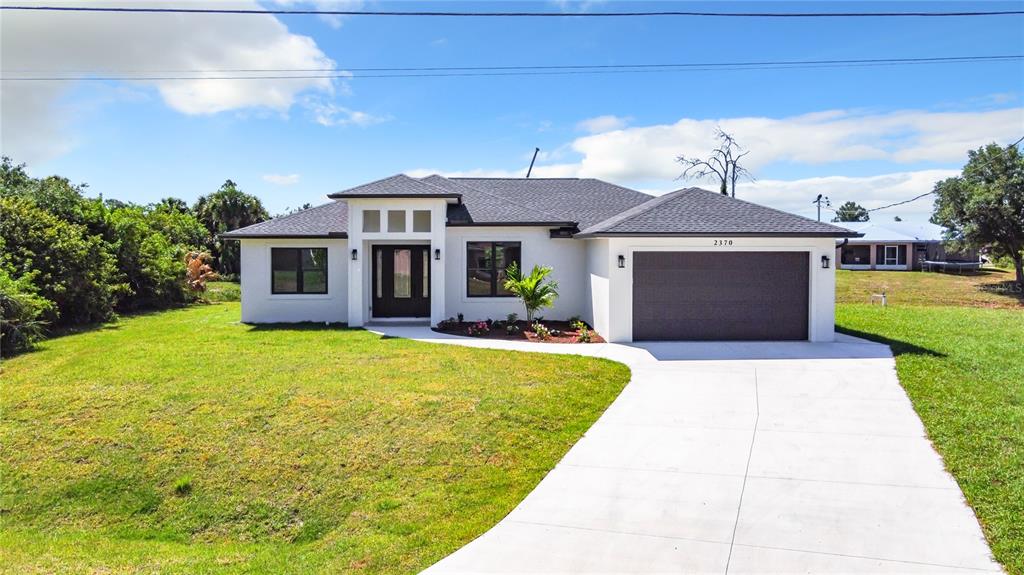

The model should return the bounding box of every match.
[884,245,899,266]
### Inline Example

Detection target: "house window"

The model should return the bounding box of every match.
[387,210,406,232]
[271,248,328,294]
[467,241,521,297]
[363,210,381,233]
[841,245,870,265]
[413,210,431,232]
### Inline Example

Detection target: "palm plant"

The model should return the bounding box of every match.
[502,262,559,323]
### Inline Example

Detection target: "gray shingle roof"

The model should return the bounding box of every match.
[328,174,459,198]
[577,187,861,237]
[452,177,653,229]
[220,201,348,238]
[420,175,574,225]
[222,176,859,239]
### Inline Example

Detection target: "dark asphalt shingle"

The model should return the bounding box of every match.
[420,176,575,225]
[328,174,459,198]
[577,187,861,237]
[222,176,859,238]
[220,201,348,238]
[452,177,653,230]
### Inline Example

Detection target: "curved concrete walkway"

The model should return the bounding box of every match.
[370,327,1001,574]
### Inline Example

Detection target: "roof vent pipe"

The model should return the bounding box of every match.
[526,147,540,178]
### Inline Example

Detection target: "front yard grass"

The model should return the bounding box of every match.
[836,304,1023,574]
[836,267,1023,308]
[0,303,630,574]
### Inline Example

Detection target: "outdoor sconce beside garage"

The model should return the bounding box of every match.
[435,248,441,261]
[351,248,358,261]
[618,254,626,268]
[821,255,830,269]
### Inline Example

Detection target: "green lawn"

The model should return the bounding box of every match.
[203,280,241,302]
[0,303,630,574]
[836,271,1023,574]
[837,267,1023,308]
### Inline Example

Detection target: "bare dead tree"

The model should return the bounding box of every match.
[676,128,754,197]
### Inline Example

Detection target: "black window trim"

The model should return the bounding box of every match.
[466,241,521,298]
[271,247,329,295]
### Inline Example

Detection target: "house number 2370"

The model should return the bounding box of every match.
[713,239,734,246]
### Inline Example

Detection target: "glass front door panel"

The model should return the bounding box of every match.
[393,249,411,298]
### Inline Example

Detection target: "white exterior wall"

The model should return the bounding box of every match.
[601,236,837,343]
[584,238,611,336]
[345,198,448,326]
[444,226,587,322]
[239,238,348,323]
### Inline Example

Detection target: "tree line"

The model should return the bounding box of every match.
[0,158,270,355]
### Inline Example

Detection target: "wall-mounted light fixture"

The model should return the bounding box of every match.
[434,248,441,261]
[618,254,626,268]
[351,248,358,261]
[821,255,830,269]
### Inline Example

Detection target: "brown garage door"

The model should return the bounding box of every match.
[633,251,809,341]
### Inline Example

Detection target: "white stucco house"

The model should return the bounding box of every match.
[222,174,860,343]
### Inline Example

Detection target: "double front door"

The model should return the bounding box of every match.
[372,245,430,318]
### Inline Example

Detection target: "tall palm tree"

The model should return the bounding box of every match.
[193,180,269,275]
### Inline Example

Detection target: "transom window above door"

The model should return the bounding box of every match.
[467,242,521,297]
[361,209,432,233]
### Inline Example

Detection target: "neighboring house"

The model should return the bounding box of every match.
[222,174,859,342]
[835,222,979,271]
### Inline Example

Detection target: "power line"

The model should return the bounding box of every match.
[3,55,1020,82]
[3,5,1023,17]
[6,55,1019,75]
[868,192,936,213]
[865,135,1024,213]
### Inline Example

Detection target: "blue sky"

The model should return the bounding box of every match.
[3,1,1023,223]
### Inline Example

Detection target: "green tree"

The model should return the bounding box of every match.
[502,262,560,323]
[0,197,120,325]
[932,143,1024,286]
[0,156,33,193]
[147,205,209,249]
[833,201,870,222]
[155,197,190,214]
[193,180,269,275]
[103,206,190,310]
[0,266,54,355]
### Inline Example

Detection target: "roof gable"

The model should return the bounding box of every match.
[328,174,460,199]
[578,187,860,237]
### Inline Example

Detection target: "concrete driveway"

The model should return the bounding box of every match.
[372,327,1000,574]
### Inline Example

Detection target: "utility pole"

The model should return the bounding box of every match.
[812,194,831,222]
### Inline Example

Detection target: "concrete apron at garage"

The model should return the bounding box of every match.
[371,328,1001,574]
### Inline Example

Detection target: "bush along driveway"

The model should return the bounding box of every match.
[0,303,629,574]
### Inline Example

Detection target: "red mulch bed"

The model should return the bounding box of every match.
[432,320,605,344]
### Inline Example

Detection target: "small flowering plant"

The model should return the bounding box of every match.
[466,321,490,337]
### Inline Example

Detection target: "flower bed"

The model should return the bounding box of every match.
[433,318,605,344]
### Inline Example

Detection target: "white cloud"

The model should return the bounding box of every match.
[306,99,390,127]
[565,107,1023,183]
[271,0,365,29]
[262,173,301,185]
[727,170,960,224]
[1,0,338,162]
[576,115,630,133]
